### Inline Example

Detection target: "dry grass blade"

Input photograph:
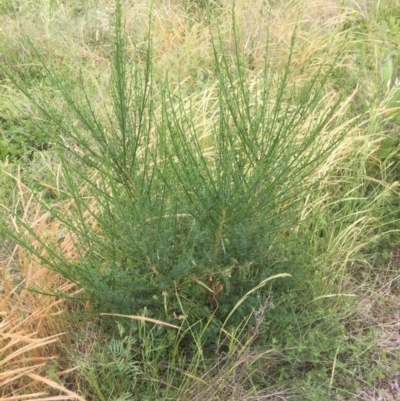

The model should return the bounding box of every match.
[26,374,86,401]
[99,313,181,329]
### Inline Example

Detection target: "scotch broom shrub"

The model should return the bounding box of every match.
[1,3,351,340]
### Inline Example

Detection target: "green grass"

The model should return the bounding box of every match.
[0,0,399,400]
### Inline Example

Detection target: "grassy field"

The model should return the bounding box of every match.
[1,0,400,400]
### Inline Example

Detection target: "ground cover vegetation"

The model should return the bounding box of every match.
[0,0,399,399]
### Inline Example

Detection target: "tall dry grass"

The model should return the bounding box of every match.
[0,179,86,400]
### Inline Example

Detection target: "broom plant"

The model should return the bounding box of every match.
[1,2,351,337]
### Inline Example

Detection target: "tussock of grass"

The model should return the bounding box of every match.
[0,183,84,400]
[349,248,400,400]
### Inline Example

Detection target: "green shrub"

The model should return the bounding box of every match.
[1,3,349,344]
